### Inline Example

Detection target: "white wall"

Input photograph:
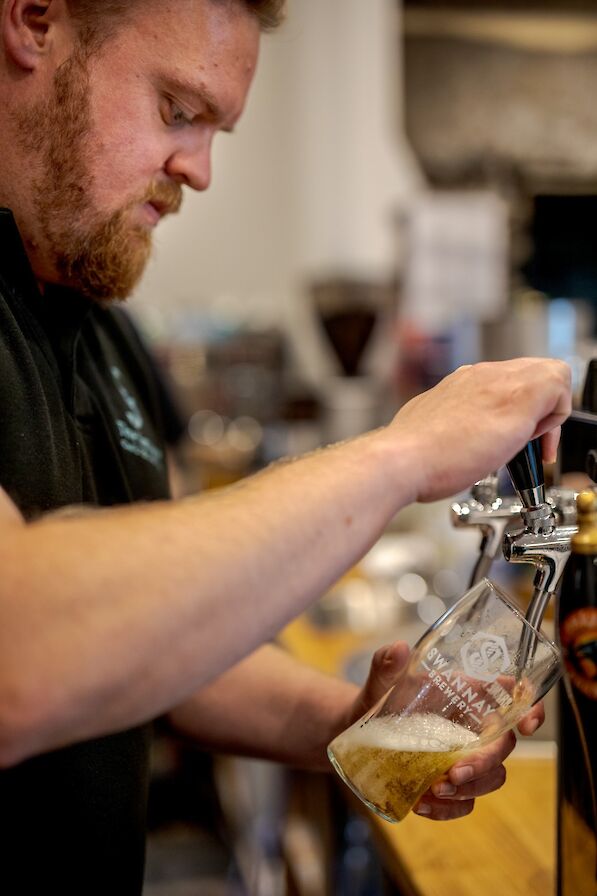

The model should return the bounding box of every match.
[131,0,423,379]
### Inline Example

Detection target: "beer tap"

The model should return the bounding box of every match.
[451,474,522,588]
[503,439,577,662]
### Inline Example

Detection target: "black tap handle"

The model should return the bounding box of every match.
[506,438,545,508]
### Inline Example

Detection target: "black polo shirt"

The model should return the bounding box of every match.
[0,208,171,894]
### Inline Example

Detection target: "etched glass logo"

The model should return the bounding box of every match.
[460,632,510,682]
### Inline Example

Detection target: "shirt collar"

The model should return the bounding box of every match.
[0,206,93,333]
[0,207,42,303]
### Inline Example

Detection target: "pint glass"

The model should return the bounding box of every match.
[328,578,562,823]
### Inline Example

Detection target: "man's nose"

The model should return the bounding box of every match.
[165,132,213,192]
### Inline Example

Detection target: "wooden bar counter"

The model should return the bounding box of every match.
[368,744,555,896]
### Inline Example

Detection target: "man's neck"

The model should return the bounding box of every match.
[0,198,54,296]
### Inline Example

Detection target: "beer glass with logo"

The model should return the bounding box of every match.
[327,578,562,823]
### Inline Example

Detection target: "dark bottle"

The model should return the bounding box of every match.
[557,489,597,896]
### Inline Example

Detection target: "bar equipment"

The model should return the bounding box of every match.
[452,467,576,591]
[503,440,577,665]
[451,382,597,893]
[451,473,522,588]
[311,277,392,442]
[453,362,597,894]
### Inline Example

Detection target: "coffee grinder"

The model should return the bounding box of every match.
[311,276,392,443]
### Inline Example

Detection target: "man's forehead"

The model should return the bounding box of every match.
[132,3,259,93]
[86,0,259,126]
[129,0,260,58]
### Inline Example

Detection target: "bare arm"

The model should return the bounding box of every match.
[0,429,406,765]
[167,641,546,822]
[167,644,360,771]
[0,358,571,766]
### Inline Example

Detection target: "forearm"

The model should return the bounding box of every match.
[167,644,359,772]
[0,429,405,764]
[0,357,571,765]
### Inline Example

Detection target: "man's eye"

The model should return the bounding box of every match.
[162,99,192,127]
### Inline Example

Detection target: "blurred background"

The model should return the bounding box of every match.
[137,1,597,893]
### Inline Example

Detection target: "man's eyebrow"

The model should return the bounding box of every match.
[162,74,236,133]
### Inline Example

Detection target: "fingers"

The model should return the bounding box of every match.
[413,732,517,820]
[538,361,573,426]
[349,641,410,720]
[414,763,506,820]
[526,362,571,441]
[391,357,572,504]
[516,701,545,736]
[447,730,516,787]
[414,796,476,821]
[540,427,561,465]
[430,763,507,801]
[494,358,571,441]
[414,761,508,820]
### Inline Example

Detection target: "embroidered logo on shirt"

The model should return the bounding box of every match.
[111,365,163,469]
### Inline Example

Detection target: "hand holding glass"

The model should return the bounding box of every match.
[328,579,562,823]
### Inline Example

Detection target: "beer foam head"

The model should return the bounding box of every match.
[348,713,479,753]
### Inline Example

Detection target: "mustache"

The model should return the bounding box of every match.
[140,180,184,217]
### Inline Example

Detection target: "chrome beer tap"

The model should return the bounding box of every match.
[452,466,576,592]
[503,439,577,663]
[451,474,522,588]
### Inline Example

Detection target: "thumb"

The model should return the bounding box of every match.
[540,426,561,465]
[351,641,411,721]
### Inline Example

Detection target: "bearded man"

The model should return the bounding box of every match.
[0,2,571,894]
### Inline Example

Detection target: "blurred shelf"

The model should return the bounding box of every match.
[404,9,597,54]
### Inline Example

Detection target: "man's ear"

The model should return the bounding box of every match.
[2,0,58,72]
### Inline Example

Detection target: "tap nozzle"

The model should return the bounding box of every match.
[503,440,573,597]
[503,522,576,597]
[503,521,575,664]
[452,473,522,587]
[503,440,576,663]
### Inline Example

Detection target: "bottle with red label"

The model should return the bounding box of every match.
[557,489,597,895]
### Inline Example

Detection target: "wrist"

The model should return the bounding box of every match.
[365,424,423,508]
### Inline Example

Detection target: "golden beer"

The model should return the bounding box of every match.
[328,713,479,822]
